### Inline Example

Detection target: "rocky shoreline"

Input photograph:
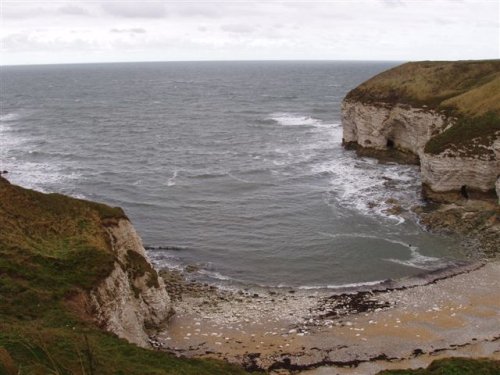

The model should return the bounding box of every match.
[148,256,499,374]
[147,60,500,373]
[144,159,499,374]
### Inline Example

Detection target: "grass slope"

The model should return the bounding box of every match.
[345,60,500,155]
[0,176,247,375]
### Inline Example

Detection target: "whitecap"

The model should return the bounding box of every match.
[197,269,232,281]
[0,113,20,122]
[313,144,421,222]
[269,112,324,127]
[166,169,178,186]
[384,246,448,271]
[227,172,253,184]
[297,279,385,290]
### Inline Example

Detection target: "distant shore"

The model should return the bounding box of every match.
[154,259,500,374]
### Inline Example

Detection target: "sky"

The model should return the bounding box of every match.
[0,0,499,65]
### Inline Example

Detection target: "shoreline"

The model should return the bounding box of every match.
[153,259,499,374]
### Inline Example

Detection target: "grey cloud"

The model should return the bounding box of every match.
[111,28,147,34]
[221,24,256,34]
[2,6,48,19]
[173,4,221,17]
[102,2,166,18]
[381,0,405,7]
[1,33,97,52]
[58,5,90,16]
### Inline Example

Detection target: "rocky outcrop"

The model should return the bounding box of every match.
[342,100,499,203]
[420,145,499,202]
[341,101,451,155]
[341,60,500,204]
[89,219,172,347]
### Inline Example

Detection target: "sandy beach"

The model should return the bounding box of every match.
[154,261,500,374]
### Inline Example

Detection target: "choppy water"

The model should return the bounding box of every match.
[0,61,464,288]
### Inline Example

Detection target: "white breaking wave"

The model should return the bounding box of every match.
[318,232,409,246]
[318,232,447,271]
[228,172,253,184]
[311,126,421,223]
[0,113,20,122]
[197,269,232,281]
[166,169,179,186]
[384,246,448,271]
[297,279,385,290]
[269,112,339,128]
[0,111,82,194]
[268,112,421,222]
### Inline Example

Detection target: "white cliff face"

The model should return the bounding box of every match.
[341,100,500,202]
[419,131,500,200]
[420,147,499,194]
[341,100,450,155]
[89,219,172,348]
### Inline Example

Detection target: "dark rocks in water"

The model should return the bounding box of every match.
[145,245,185,251]
[184,264,200,273]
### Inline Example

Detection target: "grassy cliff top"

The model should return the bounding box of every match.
[345,60,500,115]
[0,177,246,375]
[345,60,500,155]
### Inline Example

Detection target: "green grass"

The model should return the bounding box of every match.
[0,176,247,375]
[377,357,500,374]
[424,111,500,157]
[345,60,500,155]
[346,60,500,115]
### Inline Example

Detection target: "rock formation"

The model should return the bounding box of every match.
[0,176,173,349]
[342,60,500,203]
[89,219,172,347]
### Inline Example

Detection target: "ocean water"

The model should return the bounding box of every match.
[0,61,464,288]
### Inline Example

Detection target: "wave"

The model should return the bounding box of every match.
[227,172,253,184]
[318,232,450,271]
[197,269,232,281]
[318,231,407,245]
[0,113,20,122]
[297,279,385,290]
[384,246,449,271]
[269,112,339,128]
[314,152,421,223]
[166,169,179,186]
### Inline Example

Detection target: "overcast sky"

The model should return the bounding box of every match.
[0,0,498,65]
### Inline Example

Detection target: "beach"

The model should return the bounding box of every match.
[155,261,500,374]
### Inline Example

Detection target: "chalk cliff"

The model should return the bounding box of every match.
[89,219,172,347]
[342,60,500,203]
[0,176,172,350]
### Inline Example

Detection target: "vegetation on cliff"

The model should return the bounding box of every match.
[0,176,246,374]
[345,60,500,156]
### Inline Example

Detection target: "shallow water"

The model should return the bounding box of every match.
[0,61,464,288]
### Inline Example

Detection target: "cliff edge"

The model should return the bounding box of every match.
[342,60,500,203]
[0,176,245,374]
[0,176,171,348]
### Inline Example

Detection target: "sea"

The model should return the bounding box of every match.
[0,61,465,289]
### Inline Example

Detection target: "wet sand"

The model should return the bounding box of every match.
[155,261,500,374]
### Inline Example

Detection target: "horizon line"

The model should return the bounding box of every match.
[1,58,419,68]
[2,57,498,68]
